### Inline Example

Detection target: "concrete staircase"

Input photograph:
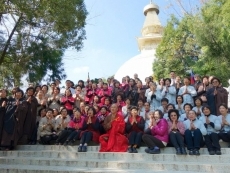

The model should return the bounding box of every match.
[0,144,229,173]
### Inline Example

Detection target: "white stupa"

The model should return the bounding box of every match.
[114,1,163,82]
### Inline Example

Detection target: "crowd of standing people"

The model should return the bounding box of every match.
[0,71,229,156]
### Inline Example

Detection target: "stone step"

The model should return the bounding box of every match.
[0,150,229,163]
[16,145,230,154]
[0,164,211,173]
[0,157,228,172]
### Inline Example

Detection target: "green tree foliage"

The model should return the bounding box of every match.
[153,0,230,86]
[0,0,88,87]
[153,15,200,79]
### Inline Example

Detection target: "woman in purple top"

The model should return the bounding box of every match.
[142,110,168,154]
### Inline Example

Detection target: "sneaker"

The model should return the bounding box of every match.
[193,150,200,156]
[82,146,87,152]
[181,148,187,155]
[176,148,181,155]
[189,150,194,155]
[209,150,215,155]
[69,141,74,146]
[78,146,82,152]
[132,147,138,153]
[63,141,69,146]
[215,150,221,155]
[31,141,36,145]
[145,147,150,153]
[148,148,161,154]
[128,147,133,153]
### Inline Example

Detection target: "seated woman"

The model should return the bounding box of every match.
[218,103,230,147]
[78,107,100,152]
[39,109,57,145]
[168,109,186,155]
[57,108,85,146]
[183,110,207,155]
[142,110,168,154]
[54,108,71,145]
[99,104,128,152]
[126,106,145,153]
[200,105,221,155]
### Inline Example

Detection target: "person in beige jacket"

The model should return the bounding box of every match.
[54,108,71,144]
[38,109,57,144]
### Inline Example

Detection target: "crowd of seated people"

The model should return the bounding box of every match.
[0,72,229,156]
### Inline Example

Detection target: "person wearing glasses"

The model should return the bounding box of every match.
[206,77,228,115]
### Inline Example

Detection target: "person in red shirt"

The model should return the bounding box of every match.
[98,83,112,105]
[60,89,74,115]
[126,106,145,153]
[78,107,100,152]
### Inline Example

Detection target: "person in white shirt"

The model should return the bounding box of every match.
[158,98,169,115]
[200,105,221,155]
[175,95,185,115]
[163,104,175,120]
[183,110,207,155]
[122,98,131,123]
[60,80,75,96]
[178,77,197,106]
[218,104,230,147]
[161,78,176,105]
[147,83,162,111]
[192,98,204,119]
[138,99,145,118]
[145,82,154,98]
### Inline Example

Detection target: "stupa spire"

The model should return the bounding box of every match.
[137,1,163,51]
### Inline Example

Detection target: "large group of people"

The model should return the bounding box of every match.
[0,71,229,156]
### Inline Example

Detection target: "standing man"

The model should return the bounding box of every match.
[170,71,176,86]
[60,80,75,95]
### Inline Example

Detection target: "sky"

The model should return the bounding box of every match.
[61,0,201,85]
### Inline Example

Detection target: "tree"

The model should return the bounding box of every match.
[153,0,230,86]
[0,0,88,87]
[153,15,200,80]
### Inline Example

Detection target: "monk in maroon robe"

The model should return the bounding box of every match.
[23,87,38,143]
[99,104,128,152]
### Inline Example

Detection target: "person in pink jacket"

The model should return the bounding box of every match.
[142,110,168,154]
[168,109,186,155]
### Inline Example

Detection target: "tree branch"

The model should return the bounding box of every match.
[0,13,23,65]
